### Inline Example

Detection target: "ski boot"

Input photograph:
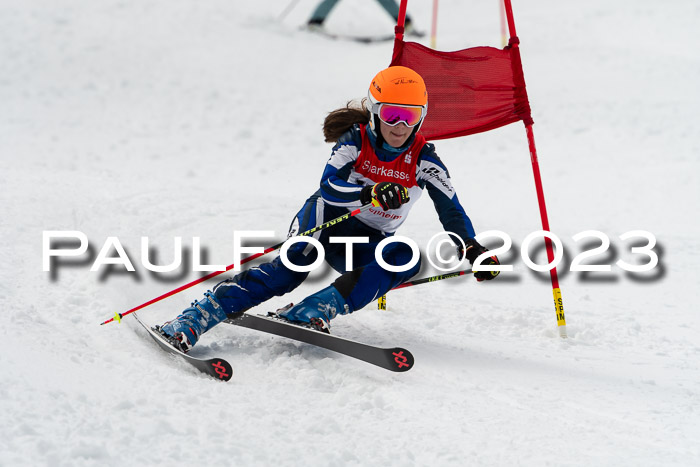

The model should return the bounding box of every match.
[157,292,228,353]
[275,285,350,333]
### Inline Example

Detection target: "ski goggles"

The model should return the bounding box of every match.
[374,103,425,127]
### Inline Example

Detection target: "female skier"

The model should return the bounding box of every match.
[158,65,500,352]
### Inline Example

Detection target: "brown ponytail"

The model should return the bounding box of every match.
[323,99,370,143]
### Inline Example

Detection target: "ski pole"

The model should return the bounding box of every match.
[391,269,470,291]
[379,270,471,310]
[100,203,373,325]
[278,0,301,22]
[380,266,471,309]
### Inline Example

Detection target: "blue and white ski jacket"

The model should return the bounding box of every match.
[319,124,476,242]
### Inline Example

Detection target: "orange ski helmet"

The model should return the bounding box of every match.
[367,66,428,133]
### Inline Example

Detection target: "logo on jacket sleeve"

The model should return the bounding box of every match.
[421,167,453,193]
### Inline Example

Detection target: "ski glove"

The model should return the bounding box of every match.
[360,182,410,211]
[459,238,500,282]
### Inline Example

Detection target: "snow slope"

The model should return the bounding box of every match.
[1,0,699,465]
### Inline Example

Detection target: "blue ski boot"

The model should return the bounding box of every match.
[277,285,350,333]
[157,292,228,352]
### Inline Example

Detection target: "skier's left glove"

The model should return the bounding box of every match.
[459,238,500,282]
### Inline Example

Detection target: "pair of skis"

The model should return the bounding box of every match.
[135,312,414,382]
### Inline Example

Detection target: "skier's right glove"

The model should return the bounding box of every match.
[459,238,500,282]
[360,182,410,211]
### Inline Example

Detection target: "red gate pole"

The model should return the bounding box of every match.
[395,0,407,40]
[503,0,568,337]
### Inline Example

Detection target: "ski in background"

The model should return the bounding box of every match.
[309,28,396,43]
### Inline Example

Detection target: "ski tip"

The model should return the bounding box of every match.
[207,358,234,381]
[389,348,414,372]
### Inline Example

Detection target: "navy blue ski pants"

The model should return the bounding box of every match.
[212,192,421,316]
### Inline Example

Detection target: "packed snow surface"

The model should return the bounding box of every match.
[1,0,699,465]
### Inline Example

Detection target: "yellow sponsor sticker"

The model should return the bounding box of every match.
[552,288,566,326]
